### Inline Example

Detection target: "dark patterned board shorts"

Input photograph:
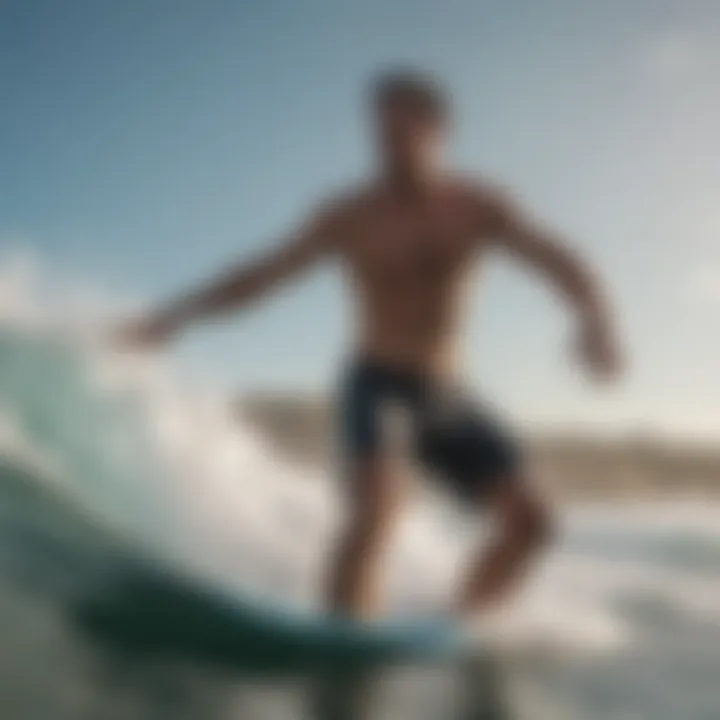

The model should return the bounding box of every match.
[339,359,523,503]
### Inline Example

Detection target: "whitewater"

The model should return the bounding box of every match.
[1,254,719,719]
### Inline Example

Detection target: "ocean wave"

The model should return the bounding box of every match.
[2,254,720,664]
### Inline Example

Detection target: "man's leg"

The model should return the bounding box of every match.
[327,456,405,619]
[456,482,553,615]
[417,391,554,617]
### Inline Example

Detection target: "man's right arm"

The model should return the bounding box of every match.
[120,200,346,346]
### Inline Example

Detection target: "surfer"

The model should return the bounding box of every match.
[119,70,622,622]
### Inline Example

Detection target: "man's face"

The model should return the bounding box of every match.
[375,98,445,170]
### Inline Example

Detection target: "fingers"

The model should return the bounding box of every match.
[574,326,623,383]
[590,341,623,382]
[112,317,167,349]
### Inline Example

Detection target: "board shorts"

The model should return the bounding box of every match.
[339,358,523,503]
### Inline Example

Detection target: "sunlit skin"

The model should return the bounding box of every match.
[119,73,621,621]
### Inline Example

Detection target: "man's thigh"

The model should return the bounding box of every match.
[415,390,524,503]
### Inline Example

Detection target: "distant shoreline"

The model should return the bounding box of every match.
[240,395,720,501]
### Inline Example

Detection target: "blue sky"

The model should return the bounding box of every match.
[1,0,719,437]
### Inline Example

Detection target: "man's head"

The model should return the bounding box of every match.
[370,69,450,176]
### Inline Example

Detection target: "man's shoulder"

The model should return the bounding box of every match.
[448,173,511,209]
[315,182,376,225]
[451,174,524,234]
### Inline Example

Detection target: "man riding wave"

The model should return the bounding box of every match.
[120,69,622,622]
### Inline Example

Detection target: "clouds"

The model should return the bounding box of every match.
[639,23,720,89]
[0,244,139,329]
[684,260,720,308]
[0,248,39,321]
[642,34,705,80]
[681,205,720,308]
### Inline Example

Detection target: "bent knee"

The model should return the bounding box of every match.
[525,499,555,547]
[498,487,555,548]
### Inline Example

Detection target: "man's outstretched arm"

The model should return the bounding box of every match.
[487,192,623,380]
[118,202,344,347]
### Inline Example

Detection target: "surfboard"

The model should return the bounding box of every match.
[0,334,469,673]
[75,563,466,674]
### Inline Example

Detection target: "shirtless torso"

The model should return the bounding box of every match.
[339,179,486,376]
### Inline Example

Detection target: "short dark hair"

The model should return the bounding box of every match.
[370,69,449,123]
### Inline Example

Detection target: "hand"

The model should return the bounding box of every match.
[113,311,180,350]
[574,318,623,383]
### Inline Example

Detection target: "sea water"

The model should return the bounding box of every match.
[1,257,719,719]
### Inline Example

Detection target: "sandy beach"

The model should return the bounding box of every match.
[243,395,720,502]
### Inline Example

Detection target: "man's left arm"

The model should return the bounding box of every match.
[485,190,623,381]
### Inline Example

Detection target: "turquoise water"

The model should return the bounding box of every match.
[1,330,720,719]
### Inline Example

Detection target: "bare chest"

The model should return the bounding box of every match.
[344,204,478,285]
